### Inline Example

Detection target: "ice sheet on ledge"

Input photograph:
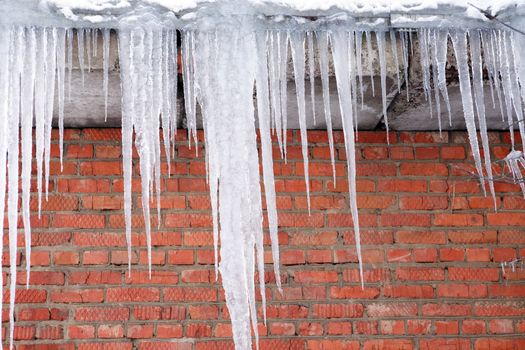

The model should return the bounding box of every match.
[0,0,520,27]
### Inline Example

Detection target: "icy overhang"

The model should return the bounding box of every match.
[2,0,524,131]
[3,0,524,27]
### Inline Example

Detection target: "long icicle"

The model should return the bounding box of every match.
[330,28,364,288]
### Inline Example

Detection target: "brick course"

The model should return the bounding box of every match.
[5,129,525,349]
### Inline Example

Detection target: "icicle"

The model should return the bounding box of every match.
[355,31,364,108]
[77,28,85,86]
[93,28,98,57]
[141,28,154,277]
[330,28,364,288]
[0,25,11,348]
[103,28,110,121]
[486,30,506,122]
[57,28,66,170]
[506,32,525,156]
[307,31,316,125]
[390,30,401,93]
[182,31,198,148]
[7,26,23,350]
[86,28,92,71]
[255,31,282,296]
[375,31,389,141]
[168,29,178,153]
[151,29,163,227]
[434,30,452,126]
[400,31,410,100]
[470,30,497,207]
[365,30,375,96]
[189,27,264,350]
[429,29,442,133]
[279,31,289,160]
[497,30,517,146]
[268,31,284,156]
[44,28,57,201]
[503,150,525,196]
[348,31,359,136]
[66,28,73,101]
[316,31,336,185]
[21,27,36,289]
[481,31,497,109]
[117,28,134,275]
[35,27,46,216]
[290,31,311,213]
[451,30,486,193]
[418,29,433,119]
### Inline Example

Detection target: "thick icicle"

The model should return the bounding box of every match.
[279,31,289,159]
[316,31,336,184]
[0,25,11,347]
[470,30,497,206]
[330,28,364,287]
[255,31,282,295]
[118,28,134,275]
[7,27,22,350]
[290,30,311,212]
[451,30,486,192]
[429,29,442,133]
[189,27,265,350]
[21,27,36,288]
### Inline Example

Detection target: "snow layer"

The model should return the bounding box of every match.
[32,0,525,27]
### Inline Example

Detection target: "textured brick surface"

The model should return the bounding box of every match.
[5,129,525,349]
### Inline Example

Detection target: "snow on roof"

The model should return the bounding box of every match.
[16,0,522,26]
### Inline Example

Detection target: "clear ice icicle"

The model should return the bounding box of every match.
[255,31,282,294]
[57,28,66,169]
[21,27,36,288]
[451,30,486,192]
[77,28,85,86]
[434,30,452,126]
[317,31,336,184]
[7,27,22,350]
[365,30,375,96]
[390,30,401,93]
[470,30,496,206]
[330,28,364,287]
[0,25,11,347]
[307,31,316,125]
[290,31,311,213]
[103,28,110,121]
[375,31,389,140]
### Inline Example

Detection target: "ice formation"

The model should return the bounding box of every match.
[0,6,525,350]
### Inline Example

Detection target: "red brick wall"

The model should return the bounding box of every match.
[7,129,525,350]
